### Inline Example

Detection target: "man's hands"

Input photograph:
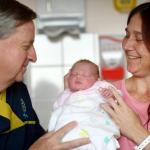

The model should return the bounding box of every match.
[29,121,90,150]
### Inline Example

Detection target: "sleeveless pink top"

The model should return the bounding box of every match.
[113,80,150,150]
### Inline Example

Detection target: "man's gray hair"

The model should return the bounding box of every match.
[0,0,37,39]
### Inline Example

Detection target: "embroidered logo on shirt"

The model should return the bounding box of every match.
[20,98,28,118]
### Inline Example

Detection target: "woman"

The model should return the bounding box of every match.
[101,2,150,150]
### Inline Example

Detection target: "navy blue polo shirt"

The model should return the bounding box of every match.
[0,82,45,150]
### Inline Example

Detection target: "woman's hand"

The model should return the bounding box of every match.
[29,121,90,150]
[100,87,149,144]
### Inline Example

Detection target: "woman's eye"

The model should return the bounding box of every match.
[135,33,143,42]
[136,37,143,42]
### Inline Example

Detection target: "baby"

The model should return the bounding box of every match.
[48,59,120,150]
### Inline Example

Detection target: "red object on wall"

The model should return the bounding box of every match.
[101,66,124,80]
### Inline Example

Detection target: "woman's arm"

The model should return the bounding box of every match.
[100,87,150,150]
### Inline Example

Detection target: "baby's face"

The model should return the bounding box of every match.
[68,63,98,91]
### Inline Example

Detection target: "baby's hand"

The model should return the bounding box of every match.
[99,87,114,99]
[64,72,70,89]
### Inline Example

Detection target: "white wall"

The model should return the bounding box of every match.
[85,0,149,34]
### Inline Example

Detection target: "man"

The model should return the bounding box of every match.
[0,0,90,149]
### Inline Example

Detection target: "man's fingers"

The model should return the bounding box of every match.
[54,121,77,140]
[54,138,90,150]
[44,122,77,140]
[49,122,90,150]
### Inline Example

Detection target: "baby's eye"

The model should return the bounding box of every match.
[70,72,77,76]
[82,74,91,77]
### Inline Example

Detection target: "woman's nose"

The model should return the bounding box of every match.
[122,37,135,51]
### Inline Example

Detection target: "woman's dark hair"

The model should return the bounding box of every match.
[127,2,150,52]
[0,0,37,39]
[127,2,150,129]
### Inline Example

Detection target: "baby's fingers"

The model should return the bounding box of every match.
[108,87,124,106]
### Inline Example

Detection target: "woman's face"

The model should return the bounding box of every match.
[122,13,150,77]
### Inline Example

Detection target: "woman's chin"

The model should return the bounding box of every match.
[127,64,137,74]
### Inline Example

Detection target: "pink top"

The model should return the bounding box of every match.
[113,80,150,150]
